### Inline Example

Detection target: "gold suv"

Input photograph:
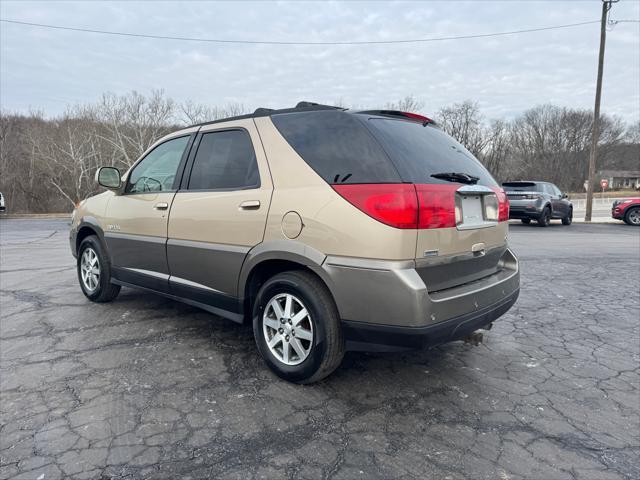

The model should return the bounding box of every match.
[70,102,519,383]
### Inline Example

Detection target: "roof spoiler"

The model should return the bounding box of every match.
[358,110,436,125]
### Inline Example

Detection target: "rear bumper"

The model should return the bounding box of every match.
[509,206,543,219]
[342,289,519,352]
[322,248,519,351]
[508,199,545,220]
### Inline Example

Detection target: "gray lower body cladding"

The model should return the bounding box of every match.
[323,248,519,350]
[342,289,519,352]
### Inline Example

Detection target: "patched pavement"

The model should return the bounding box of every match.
[1,219,638,480]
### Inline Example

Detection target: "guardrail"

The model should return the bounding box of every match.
[571,197,633,210]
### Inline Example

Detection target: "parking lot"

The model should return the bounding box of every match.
[1,218,638,480]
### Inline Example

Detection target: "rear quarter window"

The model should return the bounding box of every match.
[271,110,401,184]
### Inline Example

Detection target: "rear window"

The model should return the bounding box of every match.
[271,111,401,184]
[361,117,498,187]
[503,182,542,192]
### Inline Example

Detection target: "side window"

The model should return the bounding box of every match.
[271,111,400,184]
[187,130,259,190]
[127,136,190,194]
[552,184,562,196]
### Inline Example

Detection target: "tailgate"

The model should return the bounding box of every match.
[415,187,509,293]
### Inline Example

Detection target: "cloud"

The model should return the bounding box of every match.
[1,0,638,123]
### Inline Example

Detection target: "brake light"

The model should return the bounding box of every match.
[333,183,508,229]
[332,184,418,229]
[399,112,435,124]
[415,184,459,228]
[493,187,510,221]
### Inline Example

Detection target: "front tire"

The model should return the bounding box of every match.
[562,208,573,225]
[538,207,551,227]
[252,271,344,384]
[77,235,121,302]
[624,206,640,226]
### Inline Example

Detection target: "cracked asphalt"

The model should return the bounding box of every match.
[1,218,638,480]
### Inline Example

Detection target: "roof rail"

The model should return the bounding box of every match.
[253,107,274,115]
[189,101,345,129]
[295,101,343,110]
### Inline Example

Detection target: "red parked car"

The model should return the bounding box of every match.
[612,198,640,226]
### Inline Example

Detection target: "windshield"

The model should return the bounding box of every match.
[360,116,498,187]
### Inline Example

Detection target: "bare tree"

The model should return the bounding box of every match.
[25,107,101,208]
[96,90,175,166]
[1,93,637,213]
[437,101,489,159]
[509,105,625,190]
[624,120,640,143]
[179,100,248,125]
[482,120,511,180]
[385,95,425,113]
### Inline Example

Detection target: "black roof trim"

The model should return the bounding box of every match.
[188,102,345,129]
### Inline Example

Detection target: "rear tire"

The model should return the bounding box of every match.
[624,206,640,226]
[562,208,573,225]
[77,235,121,302]
[252,270,344,384]
[537,207,551,227]
[521,218,531,224]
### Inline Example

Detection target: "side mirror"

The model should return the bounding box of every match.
[561,193,568,199]
[95,167,121,190]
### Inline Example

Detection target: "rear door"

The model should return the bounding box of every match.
[548,183,567,217]
[360,115,509,292]
[166,119,272,310]
[104,134,193,291]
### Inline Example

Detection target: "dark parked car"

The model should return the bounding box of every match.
[612,198,640,225]
[503,181,572,227]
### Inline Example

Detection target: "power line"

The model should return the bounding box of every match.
[0,18,611,46]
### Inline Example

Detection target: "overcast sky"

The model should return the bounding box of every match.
[1,0,638,123]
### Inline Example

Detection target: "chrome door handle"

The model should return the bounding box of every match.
[154,202,169,210]
[239,200,260,210]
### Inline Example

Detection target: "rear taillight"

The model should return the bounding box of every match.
[333,183,509,229]
[331,184,418,229]
[493,187,510,222]
[415,184,459,228]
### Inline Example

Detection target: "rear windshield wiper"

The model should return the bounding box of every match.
[430,172,479,185]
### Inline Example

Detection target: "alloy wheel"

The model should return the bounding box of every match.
[263,293,314,366]
[628,208,640,225]
[80,247,101,292]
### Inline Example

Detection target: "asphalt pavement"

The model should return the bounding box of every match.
[1,218,639,480]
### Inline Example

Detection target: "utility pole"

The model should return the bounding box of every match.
[585,0,617,222]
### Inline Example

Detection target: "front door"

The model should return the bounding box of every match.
[167,120,272,314]
[105,134,192,291]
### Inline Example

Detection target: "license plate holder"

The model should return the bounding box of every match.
[459,195,486,229]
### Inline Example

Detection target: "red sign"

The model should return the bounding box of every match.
[600,179,609,189]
